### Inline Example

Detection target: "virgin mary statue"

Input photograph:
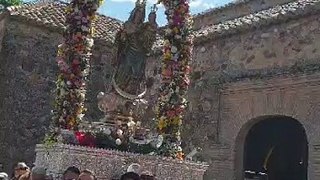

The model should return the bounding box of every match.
[112,0,158,100]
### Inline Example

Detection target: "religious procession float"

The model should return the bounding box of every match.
[34,0,208,179]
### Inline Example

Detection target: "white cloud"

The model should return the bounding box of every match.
[109,0,215,10]
[190,0,203,7]
[203,2,216,9]
[190,0,217,9]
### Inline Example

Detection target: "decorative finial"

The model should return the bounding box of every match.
[135,0,147,6]
[151,4,158,13]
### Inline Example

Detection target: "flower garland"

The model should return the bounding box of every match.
[156,0,193,160]
[52,0,103,130]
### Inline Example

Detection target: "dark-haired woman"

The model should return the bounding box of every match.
[62,167,80,180]
[120,172,140,180]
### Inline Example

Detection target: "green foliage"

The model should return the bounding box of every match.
[0,0,22,8]
[42,133,57,150]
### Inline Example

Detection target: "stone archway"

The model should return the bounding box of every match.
[234,116,308,180]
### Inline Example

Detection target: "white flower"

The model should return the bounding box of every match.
[66,81,72,86]
[60,88,66,96]
[58,43,65,49]
[86,38,94,47]
[103,128,111,135]
[175,35,182,39]
[80,93,86,100]
[97,92,104,99]
[78,114,85,119]
[127,120,136,128]
[151,135,163,149]
[165,29,172,35]
[115,138,122,145]
[171,46,178,53]
[81,25,89,32]
[116,129,123,136]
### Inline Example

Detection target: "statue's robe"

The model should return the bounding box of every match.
[113,22,157,96]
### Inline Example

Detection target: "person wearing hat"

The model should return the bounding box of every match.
[119,163,143,180]
[11,162,29,180]
[126,164,141,176]
[0,172,9,180]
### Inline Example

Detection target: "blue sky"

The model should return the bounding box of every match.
[98,0,234,25]
[22,0,234,25]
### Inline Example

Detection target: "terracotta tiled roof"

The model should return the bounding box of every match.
[6,2,122,43]
[4,0,320,50]
[194,0,320,43]
[153,0,320,51]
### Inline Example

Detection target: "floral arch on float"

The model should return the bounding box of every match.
[34,0,208,179]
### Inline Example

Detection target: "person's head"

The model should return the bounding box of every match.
[126,164,141,175]
[77,170,95,180]
[140,171,154,180]
[120,172,140,180]
[30,167,46,180]
[63,166,80,180]
[140,175,154,180]
[13,162,29,177]
[0,172,8,180]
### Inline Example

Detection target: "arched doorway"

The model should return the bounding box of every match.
[241,116,308,180]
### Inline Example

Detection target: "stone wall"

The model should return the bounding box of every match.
[35,144,208,180]
[1,9,320,180]
[0,15,5,51]
[313,144,320,178]
[0,18,114,173]
[146,13,320,179]
[190,13,320,179]
[220,74,320,179]
[193,14,320,76]
[193,0,295,30]
[0,19,63,172]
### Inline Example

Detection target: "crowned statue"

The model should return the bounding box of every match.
[93,0,158,148]
[98,0,157,120]
[112,0,158,97]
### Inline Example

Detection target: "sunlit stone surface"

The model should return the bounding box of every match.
[35,144,208,180]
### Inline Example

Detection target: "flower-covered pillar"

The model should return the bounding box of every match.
[156,0,193,159]
[52,0,103,131]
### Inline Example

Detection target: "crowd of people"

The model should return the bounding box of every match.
[0,162,154,180]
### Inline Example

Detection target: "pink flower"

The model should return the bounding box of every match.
[162,69,173,77]
[72,59,80,65]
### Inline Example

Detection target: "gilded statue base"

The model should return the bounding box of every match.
[34,144,208,180]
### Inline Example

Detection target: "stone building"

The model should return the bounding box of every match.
[0,0,320,179]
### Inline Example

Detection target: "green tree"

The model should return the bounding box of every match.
[0,0,22,9]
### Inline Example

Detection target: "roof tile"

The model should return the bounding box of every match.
[7,2,122,43]
[4,0,320,51]
[152,0,320,51]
